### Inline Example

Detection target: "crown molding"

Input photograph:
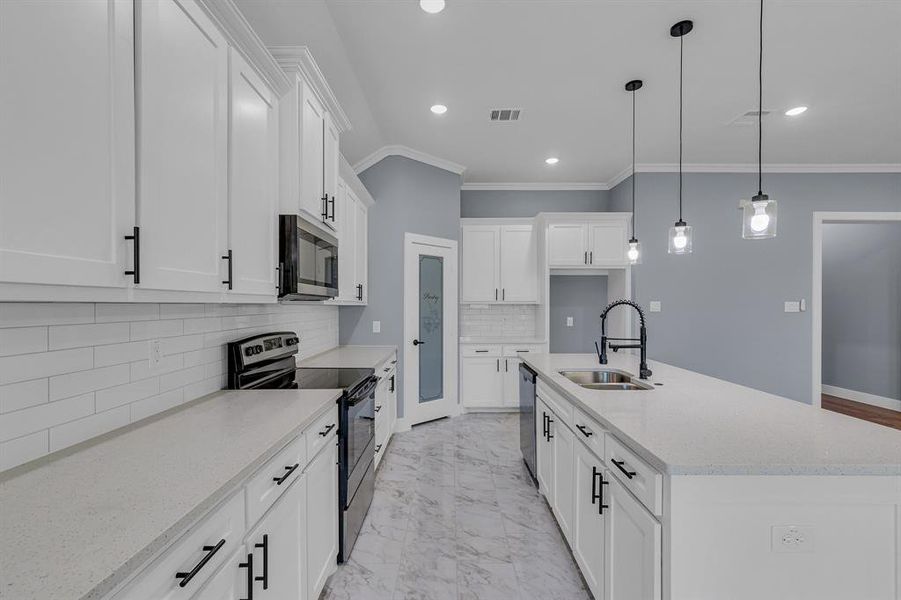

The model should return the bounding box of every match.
[353,145,467,176]
[197,0,291,95]
[339,154,375,207]
[460,182,609,191]
[269,46,352,133]
[606,163,901,188]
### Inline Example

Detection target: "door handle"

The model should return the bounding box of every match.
[413,339,425,346]
[124,226,140,284]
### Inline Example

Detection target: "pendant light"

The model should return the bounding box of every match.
[668,20,693,255]
[625,79,643,264]
[742,0,777,239]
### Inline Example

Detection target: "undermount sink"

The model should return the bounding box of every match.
[558,369,654,391]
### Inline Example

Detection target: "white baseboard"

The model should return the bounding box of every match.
[821,384,901,412]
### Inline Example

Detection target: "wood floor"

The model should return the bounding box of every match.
[822,394,901,431]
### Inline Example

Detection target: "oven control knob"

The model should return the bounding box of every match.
[244,347,254,357]
[255,345,263,353]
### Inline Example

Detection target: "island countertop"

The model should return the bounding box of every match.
[521,353,901,476]
[0,388,343,600]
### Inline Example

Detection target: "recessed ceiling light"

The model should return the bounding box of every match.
[785,106,808,116]
[545,157,559,165]
[420,0,445,14]
[430,104,447,115]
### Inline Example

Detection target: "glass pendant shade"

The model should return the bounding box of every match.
[627,238,642,264]
[668,222,692,254]
[742,195,777,239]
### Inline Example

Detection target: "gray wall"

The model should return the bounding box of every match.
[549,275,608,353]
[339,155,462,418]
[461,189,609,218]
[822,222,901,401]
[608,172,901,403]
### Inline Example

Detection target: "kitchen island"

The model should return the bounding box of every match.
[522,352,901,600]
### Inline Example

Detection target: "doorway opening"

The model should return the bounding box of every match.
[812,212,901,430]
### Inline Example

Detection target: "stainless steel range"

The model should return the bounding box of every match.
[226,332,377,563]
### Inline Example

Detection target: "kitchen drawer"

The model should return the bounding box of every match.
[245,434,306,527]
[605,434,663,516]
[306,406,339,462]
[115,493,245,600]
[461,344,502,357]
[501,344,546,356]
[572,406,605,459]
[376,352,397,376]
[537,378,573,429]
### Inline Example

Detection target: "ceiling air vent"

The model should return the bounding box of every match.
[729,109,772,126]
[490,108,521,122]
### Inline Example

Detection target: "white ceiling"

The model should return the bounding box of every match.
[237,0,901,185]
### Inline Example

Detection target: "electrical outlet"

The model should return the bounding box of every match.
[771,525,813,553]
[148,339,162,373]
[566,316,574,327]
[784,301,801,313]
[649,301,662,313]
[372,320,381,333]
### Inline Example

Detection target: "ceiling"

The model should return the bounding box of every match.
[236,0,901,185]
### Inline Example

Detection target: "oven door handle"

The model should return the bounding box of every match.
[347,377,378,404]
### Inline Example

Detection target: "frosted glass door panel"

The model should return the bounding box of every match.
[419,255,444,403]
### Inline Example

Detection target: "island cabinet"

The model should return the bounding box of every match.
[546,214,631,268]
[114,406,339,600]
[536,381,662,600]
[460,220,538,304]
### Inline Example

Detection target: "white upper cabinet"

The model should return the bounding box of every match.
[227,48,278,296]
[0,0,135,288]
[500,224,538,302]
[460,225,500,302]
[547,216,630,268]
[300,84,326,223]
[137,0,229,292]
[323,113,340,229]
[353,191,369,303]
[460,221,537,303]
[332,177,369,305]
[547,223,590,266]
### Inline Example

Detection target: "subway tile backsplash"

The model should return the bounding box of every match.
[460,304,538,340]
[0,302,338,471]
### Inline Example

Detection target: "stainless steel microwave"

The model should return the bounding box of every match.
[278,214,338,301]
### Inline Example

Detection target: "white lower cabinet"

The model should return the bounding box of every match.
[243,476,307,600]
[501,357,522,408]
[605,475,661,600]
[573,440,607,600]
[305,441,339,600]
[536,378,662,600]
[461,355,504,408]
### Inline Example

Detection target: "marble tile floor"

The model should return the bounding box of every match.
[321,413,591,600]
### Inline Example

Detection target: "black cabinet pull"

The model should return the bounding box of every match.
[222,249,233,289]
[495,288,498,300]
[413,339,425,346]
[318,423,336,437]
[389,375,395,392]
[272,463,299,485]
[496,358,500,372]
[375,443,382,454]
[546,416,554,440]
[474,349,488,353]
[175,538,225,587]
[254,534,268,590]
[590,251,594,264]
[502,288,505,301]
[124,226,140,284]
[584,251,588,264]
[505,359,508,372]
[542,412,548,440]
[391,359,397,364]
[321,194,329,221]
[374,405,382,413]
[575,424,593,438]
[329,195,336,221]
[592,466,610,514]
[239,552,254,600]
[611,459,636,479]
[357,283,363,301]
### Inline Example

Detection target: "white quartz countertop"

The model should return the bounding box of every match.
[459,337,547,345]
[297,345,396,369]
[0,388,343,600]
[522,353,901,476]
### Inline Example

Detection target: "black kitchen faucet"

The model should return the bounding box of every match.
[597,299,652,380]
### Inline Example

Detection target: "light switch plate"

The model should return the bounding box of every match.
[566,317,574,327]
[649,301,661,313]
[372,320,381,333]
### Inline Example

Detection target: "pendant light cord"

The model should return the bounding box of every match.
[678,35,684,222]
[631,88,636,238]
[758,0,764,196]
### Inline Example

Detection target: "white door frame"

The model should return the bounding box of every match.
[811,211,901,407]
[403,232,460,426]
